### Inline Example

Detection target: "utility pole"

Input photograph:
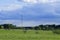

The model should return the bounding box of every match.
[21,14,23,27]
[17,0,23,27]
[17,0,27,33]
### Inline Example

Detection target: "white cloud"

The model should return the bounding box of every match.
[0,20,60,27]
[23,0,37,4]
[23,0,56,4]
[0,4,23,11]
[0,0,57,11]
[51,0,60,16]
[0,20,21,26]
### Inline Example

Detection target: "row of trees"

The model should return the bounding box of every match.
[0,24,16,29]
[0,24,60,30]
[0,24,60,34]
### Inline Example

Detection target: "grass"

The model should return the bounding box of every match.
[0,29,60,40]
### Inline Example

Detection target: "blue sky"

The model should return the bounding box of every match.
[0,0,60,26]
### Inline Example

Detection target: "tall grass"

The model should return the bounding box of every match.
[0,29,60,40]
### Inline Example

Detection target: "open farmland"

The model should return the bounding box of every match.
[0,29,60,40]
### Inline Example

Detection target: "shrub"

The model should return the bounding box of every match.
[53,29,60,34]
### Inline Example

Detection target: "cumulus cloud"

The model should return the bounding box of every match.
[52,0,60,15]
[0,4,23,11]
[23,0,56,4]
[0,0,60,26]
[0,19,60,26]
[0,0,57,11]
[0,20,39,26]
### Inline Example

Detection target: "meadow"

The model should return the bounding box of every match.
[0,29,60,40]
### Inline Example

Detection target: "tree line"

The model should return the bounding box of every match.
[0,24,60,30]
[0,24,60,34]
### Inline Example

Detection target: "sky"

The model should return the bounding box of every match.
[0,0,60,26]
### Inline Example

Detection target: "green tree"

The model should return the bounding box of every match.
[2,24,16,29]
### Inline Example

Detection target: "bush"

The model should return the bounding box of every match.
[53,29,60,34]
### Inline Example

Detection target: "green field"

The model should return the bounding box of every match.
[0,29,60,40]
